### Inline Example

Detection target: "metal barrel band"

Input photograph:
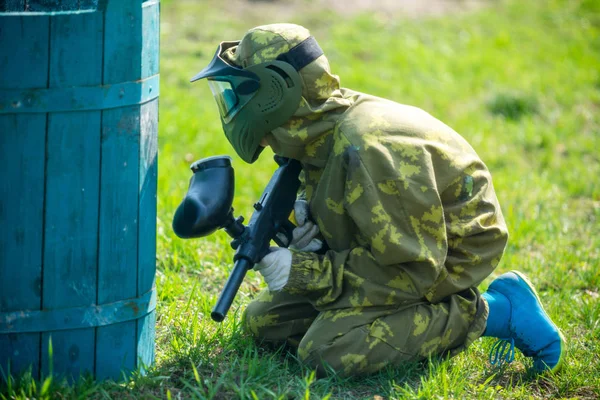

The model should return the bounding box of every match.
[0,288,157,334]
[0,74,159,114]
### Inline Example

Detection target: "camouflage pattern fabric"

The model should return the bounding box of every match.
[236,24,509,376]
[221,24,353,165]
[245,288,487,376]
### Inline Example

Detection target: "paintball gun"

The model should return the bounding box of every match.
[172,155,302,322]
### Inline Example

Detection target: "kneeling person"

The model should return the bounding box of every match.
[191,23,566,377]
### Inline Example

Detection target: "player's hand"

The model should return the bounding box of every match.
[289,200,322,252]
[254,247,292,291]
[289,221,322,252]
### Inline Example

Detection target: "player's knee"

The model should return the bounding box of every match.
[298,336,358,376]
[243,299,274,338]
[298,341,338,375]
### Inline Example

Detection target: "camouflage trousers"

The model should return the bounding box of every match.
[244,288,488,376]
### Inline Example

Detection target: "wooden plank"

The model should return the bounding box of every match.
[136,1,159,369]
[41,111,100,378]
[0,115,45,311]
[80,0,99,10]
[102,0,142,85]
[96,103,140,380]
[141,0,159,79]
[0,114,45,379]
[95,0,144,379]
[95,322,136,380]
[0,334,39,378]
[22,0,98,11]
[0,15,49,89]
[0,1,26,12]
[27,1,79,12]
[136,311,155,372]
[137,100,157,297]
[0,15,48,380]
[39,10,103,380]
[137,98,157,368]
[48,11,102,87]
[40,330,94,379]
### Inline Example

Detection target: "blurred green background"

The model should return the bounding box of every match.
[4,0,599,398]
[156,0,600,397]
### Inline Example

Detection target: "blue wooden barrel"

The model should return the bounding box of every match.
[0,0,159,381]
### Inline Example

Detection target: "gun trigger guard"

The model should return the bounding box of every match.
[275,220,295,248]
[273,237,285,248]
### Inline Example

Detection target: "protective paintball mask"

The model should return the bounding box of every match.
[190,37,324,163]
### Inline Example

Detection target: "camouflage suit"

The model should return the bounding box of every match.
[226,24,509,376]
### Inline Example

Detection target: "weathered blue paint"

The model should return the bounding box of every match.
[0,0,159,382]
[0,13,49,380]
[0,114,46,380]
[0,289,157,333]
[0,75,160,114]
[137,0,160,372]
[42,109,101,377]
[37,10,104,378]
[137,100,158,370]
[95,0,145,380]
[1,0,99,14]
[27,0,98,12]
[0,1,25,13]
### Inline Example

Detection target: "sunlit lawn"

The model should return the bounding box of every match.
[2,0,599,398]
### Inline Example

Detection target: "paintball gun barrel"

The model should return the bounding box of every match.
[172,155,302,322]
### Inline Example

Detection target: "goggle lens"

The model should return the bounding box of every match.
[207,79,240,123]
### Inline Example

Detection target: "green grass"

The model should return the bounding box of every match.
[2,0,600,398]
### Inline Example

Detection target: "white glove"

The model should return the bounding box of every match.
[293,199,311,226]
[289,221,323,252]
[281,200,322,252]
[254,247,292,291]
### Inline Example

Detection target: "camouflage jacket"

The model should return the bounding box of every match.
[221,24,508,311]
[271,89,509,311]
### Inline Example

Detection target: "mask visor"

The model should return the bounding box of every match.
[208,78,258,123]
[207,79,238,123]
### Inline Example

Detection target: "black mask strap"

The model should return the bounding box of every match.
[276,36,324,72]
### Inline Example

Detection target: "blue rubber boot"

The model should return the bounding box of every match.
[482,271,567,373]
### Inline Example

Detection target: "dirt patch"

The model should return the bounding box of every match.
[244,0,488,18]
